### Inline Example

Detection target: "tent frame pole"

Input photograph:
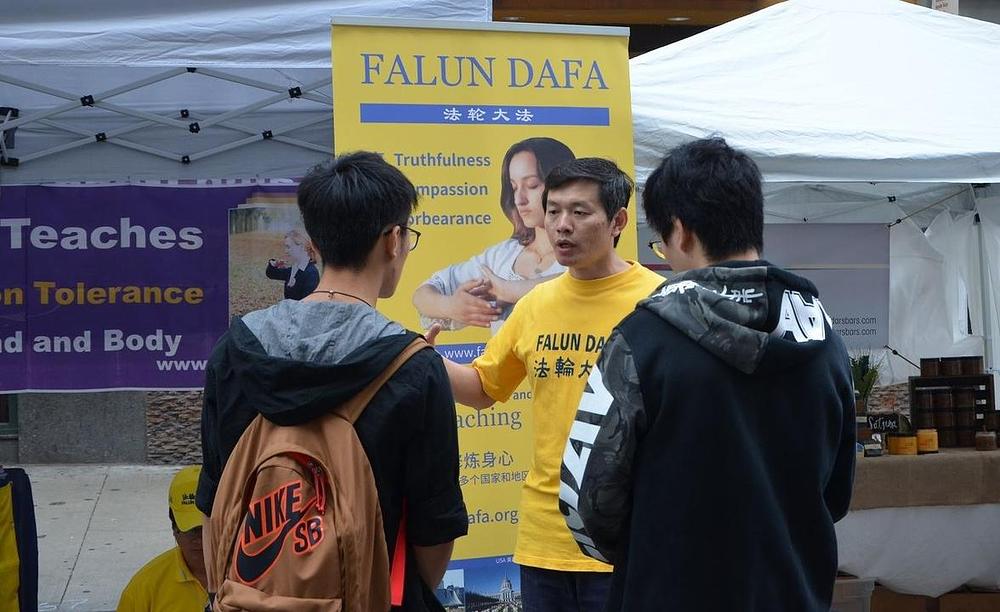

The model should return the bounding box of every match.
[0,68,333,167]
[975,207,994,375]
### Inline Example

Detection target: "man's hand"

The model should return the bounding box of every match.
[426,323,442,346]
[444,279,502,328]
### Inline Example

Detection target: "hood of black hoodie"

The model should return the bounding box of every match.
[224,300,418,426]
[638,261,835,375]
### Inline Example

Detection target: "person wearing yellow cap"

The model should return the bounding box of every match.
[117,465,209,612]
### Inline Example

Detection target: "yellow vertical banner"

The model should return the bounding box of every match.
[332,19,633,607]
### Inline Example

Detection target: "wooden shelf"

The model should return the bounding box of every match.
[909,374,992,388]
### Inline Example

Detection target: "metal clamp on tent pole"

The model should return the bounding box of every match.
[1,106,19,148]
[0,106,19,165]
[288,87,302,98]
[80,94,95,106]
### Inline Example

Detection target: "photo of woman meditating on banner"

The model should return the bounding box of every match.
[412,136,574,334]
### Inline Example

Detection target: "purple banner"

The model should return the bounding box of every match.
[0,185,258,391]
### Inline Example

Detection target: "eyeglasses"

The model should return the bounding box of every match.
[384,225,421,251]
[648,240,666,260]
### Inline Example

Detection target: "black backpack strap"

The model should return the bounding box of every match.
[338,338,428,425]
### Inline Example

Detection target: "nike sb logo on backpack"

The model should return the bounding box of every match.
[234,479,324,584]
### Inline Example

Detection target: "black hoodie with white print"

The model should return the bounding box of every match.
[559,261,855,612]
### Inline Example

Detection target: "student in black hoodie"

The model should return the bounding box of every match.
[197,152,467,611]
[559,138,855,612]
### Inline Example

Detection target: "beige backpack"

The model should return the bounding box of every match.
[206,339,426,611]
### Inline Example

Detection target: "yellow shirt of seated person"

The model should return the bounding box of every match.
[117,546,209,612]
[118,465,209,612]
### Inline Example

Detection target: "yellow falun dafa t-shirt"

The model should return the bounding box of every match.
[117,546,209,612]
[473,262,664,572]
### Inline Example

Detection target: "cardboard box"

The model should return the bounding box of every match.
[834,577,875,612]
[872,586,940,612]
[939,592,1000,612]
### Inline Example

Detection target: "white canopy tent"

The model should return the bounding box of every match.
[630,0,1000,386]
[0,0,489,181]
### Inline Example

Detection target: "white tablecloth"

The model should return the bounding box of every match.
[837,504,1000,596]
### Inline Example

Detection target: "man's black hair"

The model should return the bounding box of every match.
[542,157,633,220]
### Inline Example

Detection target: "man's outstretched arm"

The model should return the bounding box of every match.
[426,324,495,409]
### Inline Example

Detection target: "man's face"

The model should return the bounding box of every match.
[544,180,620,271]
[379,225,412,299]
[660,218,701,272]
[175,526,205,580]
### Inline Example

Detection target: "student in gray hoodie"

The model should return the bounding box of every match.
[198,152,467,611]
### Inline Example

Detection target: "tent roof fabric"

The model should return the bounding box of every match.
[630,0,1000,184]
[0,1,489,182]
[1,0,489,67]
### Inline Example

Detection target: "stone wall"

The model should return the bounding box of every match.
[141,383,916,465]
[19,392,147,463]
[866,382,911,415]
[146,391,202,465]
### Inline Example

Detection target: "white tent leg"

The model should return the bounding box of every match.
[969,184,995,375]
[977,212,994,373]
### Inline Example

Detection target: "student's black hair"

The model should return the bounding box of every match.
[297,151,418,270]
[642,137,763,260]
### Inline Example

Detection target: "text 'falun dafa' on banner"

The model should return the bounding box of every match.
[331,16,635,600]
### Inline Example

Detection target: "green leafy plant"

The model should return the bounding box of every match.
[850,352,884,402]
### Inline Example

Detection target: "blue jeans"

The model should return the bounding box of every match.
[520,565,612,612]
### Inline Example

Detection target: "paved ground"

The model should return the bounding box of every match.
[27,465,185,611]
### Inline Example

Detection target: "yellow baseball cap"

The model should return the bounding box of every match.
[168,465,202,533]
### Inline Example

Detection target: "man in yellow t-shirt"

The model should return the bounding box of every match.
[118,466,209,612]
[431,158,663,611]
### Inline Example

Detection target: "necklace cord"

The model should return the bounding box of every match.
[308,289,373,308]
